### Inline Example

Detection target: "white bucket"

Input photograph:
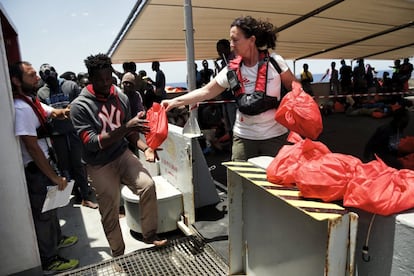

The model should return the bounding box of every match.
[121,176,183,233]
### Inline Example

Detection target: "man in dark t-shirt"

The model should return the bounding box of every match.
[199,59,214,87]
[149,61,166,102]
[340,59,353,94]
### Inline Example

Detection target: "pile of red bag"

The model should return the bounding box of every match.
[266,132,414,216]
[267,83,414,216]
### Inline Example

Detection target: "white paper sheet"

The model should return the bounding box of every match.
[42,181,74,213]
[247,156,274,170]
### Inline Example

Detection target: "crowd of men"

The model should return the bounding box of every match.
[10,57,168,274]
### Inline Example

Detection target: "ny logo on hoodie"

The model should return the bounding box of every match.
[99,104,121,134]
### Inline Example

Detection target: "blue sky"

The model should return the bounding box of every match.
[1,0,397,85]
[1,0,136,75]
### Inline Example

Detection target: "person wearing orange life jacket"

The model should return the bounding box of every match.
[162,15,298,161]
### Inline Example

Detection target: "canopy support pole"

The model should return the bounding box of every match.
[183,0,201,135]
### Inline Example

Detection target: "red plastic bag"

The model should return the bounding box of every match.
[295,153,362,202]
[334,101,345,113]
[398,153,414,170]
[144,103,168,150]
[266,132,331,185]
[398,136,414,154]
[275,82,323,140]
[344,157,414,215]
[371,111,385,118]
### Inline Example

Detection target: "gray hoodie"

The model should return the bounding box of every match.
[70,84,131,165]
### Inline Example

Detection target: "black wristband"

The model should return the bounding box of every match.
[142,146,149,152]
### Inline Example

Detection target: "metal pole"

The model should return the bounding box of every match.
[184,0,196,91]
[293,60,296,75]
[183,0,201,135]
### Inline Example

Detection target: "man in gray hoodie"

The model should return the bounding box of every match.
[70,54,167,257]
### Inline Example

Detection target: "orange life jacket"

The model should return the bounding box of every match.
[228,51,270,98]
[227,51,282,115]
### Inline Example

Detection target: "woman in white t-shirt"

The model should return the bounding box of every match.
[162,15,298,161]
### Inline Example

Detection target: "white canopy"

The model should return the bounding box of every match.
[108,0,414,64]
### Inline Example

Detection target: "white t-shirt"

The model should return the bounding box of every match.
[14,97,53,167]
[215,53,289,140]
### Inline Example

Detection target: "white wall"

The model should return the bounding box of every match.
[0,22,41,275]
[353,209,414,276]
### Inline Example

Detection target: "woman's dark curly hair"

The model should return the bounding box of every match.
[84,53,113,78]
[231,16,278,50]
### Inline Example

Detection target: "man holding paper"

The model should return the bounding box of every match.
[9,61,79,274]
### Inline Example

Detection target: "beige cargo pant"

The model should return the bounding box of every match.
[87,149,158,257]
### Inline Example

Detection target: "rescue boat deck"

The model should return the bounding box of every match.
[57,110,414,275]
